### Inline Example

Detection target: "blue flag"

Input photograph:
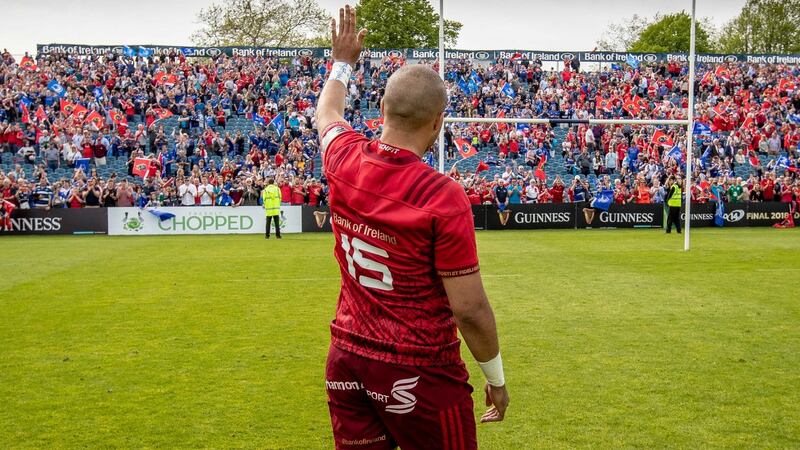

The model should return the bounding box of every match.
[788,114,800,125]
[457,76,469,94]
[693,121,711,136]
[777,154,791,168]
[122,46,136,57]
[470,70,482,84]
[47,79,67,98]
[75,158,91,172]
[93,87,103,101]
[467,78,479,95]
[269,112,285,136]
[500,81,516,98]
[626,54,640,69]
[714,200,725,227]
[138,46,154,57]
[253,113,267,127]
[19,95,32,107]
[666,145,682,162]
[147,208,176,222]
[611,63,621,71]
[180,47,196,56]
[591,189,614,212]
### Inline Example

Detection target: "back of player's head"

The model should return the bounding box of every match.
[382,65,447,132]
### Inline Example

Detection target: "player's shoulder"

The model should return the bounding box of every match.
[320,121,366,154]
[401,164,469,216]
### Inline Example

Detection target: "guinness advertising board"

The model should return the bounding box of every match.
[681,202,749,227]
[485,203,576,230]
[746,202,792,227]
[3,208,108,235]
[577,204,663,228]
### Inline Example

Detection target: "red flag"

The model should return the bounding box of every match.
[510,52,522,61]
[632,95,648,111]
[779,78,796,92]
[154,72,170,85]
[60,99,76,115]
[748,153,760,167]
[165,74,178,85]
[713,102,728,117]
[700,71,714,85]
[476,160,489,174]
[623,98,639,116]
[364,117,383,130]
[19,56,37,71]
[19,102,31,124]
[152,108,174,120]
[70,104,88,120]
[1,200,16,230]
[496,110,508,132]
[534,159,546,181]
[454,138,477,159]
[598,99,613,112]
[132,158,151,178]
[109,109,128,127]
[715,65,731,81]
[35,106,47,122]
[741,116,754,129]
[651,129,674,147]
[84,111,104,130]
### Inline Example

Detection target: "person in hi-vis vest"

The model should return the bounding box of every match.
[665,176,683,234]
[262,178,282,239]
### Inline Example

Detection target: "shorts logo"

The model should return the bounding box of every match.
[385,376,420,415]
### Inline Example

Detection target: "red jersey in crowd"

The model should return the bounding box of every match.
[279,182,291,203]
[321,122,479,366]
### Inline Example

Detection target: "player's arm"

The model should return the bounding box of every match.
[315,5,366,139]
[443,274,509,424]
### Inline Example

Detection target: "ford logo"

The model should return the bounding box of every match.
[475,51,490,60]
[724,55,738,62]
[298,48,314,57]
[206,48,222,57]
[561,52,575,60]
[388,49,403,59]
[726,209,745,222]
[643,54,657,63]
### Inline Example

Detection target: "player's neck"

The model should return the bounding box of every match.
[379,127,428,160]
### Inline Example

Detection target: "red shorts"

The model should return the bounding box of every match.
[326,345,476,450]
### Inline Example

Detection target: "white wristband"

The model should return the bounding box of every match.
[328,61,353,88]
[478,353,505,387]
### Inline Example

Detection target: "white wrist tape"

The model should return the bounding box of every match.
[478,353,505,387]
[328,61,353,88]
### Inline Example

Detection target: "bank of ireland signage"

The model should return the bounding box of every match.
[107,206,301,235]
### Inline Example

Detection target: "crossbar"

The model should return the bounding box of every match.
[443,117,689,126]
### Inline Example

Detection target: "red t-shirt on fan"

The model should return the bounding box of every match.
[321,122,479,367]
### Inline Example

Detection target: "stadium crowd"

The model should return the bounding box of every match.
[0,48,799,219]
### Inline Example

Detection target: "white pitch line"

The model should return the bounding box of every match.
[230,274,525,283]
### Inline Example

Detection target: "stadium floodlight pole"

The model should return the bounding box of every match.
[438,0,446,173]
[684,0,697,251]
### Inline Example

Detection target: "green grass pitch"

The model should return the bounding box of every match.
[1,229,799,449]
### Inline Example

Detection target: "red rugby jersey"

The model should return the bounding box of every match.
[321,122,479,366]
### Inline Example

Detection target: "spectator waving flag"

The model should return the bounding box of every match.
[253,113,267,127]
[499,81,515,98]
[138,46,154,57]
[84,110,104,130]
[93,87,103,101]
[60,99,76,115]
[611,63,622,71]
[666,145,682,163]
[457,76,469,94]
[788,114,800,125]
[123,46,136,57]
[109,109,128,128]
[47,79,67,98]
[19,56,37,71]
[748,153,760,167]
[454,138,477,159]
[35,106,47,123]
[152,108,173,121]
[147,209,175,222]
[534,159,547,181]
[75,158,91,172]
[269,112,285,136]
[70,103,88,120]
[476,160,489,175]
[470,70,482,85]
[715,65,731,81]
[651,129,674,147]
[693,121,711,136]
[132,158,151,178]
[364,117,383,131]
[591,189,614,211]
[626,54,639,69]
[19,101,31,124]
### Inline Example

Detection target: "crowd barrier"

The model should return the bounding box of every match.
[36,44,800,65]
[0,203,794,236]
